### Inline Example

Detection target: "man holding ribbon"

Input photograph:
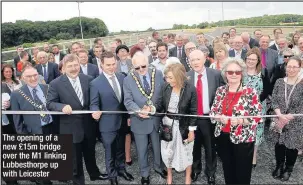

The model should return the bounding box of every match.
[123,51,167,185]
[11,65,53,185]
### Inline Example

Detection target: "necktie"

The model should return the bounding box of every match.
[72,79,83,105]
[261,50,266,68]
[43,64,48,82]
[32,88,51,124]
[110,76,121,102]
[143,75,151,95]
[178,48,182,59]
[196,74,203,115]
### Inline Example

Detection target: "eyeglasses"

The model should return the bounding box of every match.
[226,71,242,75]
[134,65,147,70]
[286,66,300,70]
[186,47,196,52]
[246,58,258,62]
[24,74,38,79]
[284,55,294,59]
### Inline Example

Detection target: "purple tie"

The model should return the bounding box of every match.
[261,50,266,68]
[178,48,182,59]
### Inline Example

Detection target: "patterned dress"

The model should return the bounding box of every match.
[161,92,194,172]
[270,78,303,150]
[243,73,266,146]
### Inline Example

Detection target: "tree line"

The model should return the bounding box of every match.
[1,17,109,48]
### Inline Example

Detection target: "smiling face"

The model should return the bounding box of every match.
[132,53,148,76]
[3,67,13,80]
[63,59,80,79]
[101,57,116,76]
[246,53,258,69]
[225,63,242,84]
[286,59,301,78]
[189,50,206,73]
[22,67,39,88]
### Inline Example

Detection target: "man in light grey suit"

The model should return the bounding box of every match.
[123,51,167,185]
[187,50,225,185]
[259,35,279,83]
[116,45,132,75]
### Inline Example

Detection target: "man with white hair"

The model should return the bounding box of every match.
[123,51,167,185]
[276,36,289,64]
[241,32,260,50]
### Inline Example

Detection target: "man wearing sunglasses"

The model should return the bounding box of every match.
[123,52,167,185]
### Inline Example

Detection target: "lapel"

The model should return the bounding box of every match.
[126,59,132,71]
[206,68,215,101]
[87,64,91,76]
[39,84,48,97]
[100,73,120,102]
[47,62,51,77]
[241,50,246,59]
[189,70,195,86]
[22,85,34,100]
[134,70,145,88]
[61,74,82,106]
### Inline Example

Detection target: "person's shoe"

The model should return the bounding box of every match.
[109,178,118,185]
[207,175,216,185]
[272,164,284,179]
[141,176,150,185]
[155,169,167,179]
[118,170,134,181]
[90,173,108,181]
[191,172,200,182]
[281,166,293,181]
[125,160,133,166]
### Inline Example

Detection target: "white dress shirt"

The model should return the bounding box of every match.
[54,54,60,64]
[194,69,210,114]
[80,64,88,75]
[234,50,242,59]
[151,58,166,74]
[103,72,121,98]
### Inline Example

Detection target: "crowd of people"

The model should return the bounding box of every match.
[1,28,303,185]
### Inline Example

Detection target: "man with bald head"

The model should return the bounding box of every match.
[187,50,224,184]
[123,52,166,185]
[228,36,247,60]
[241,32,260,49]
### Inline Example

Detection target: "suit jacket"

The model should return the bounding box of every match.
[47,74,94,143]
[259,48,279,83]
[36,62,60,84]
[90,73,127,132]
[88,48,95,58]
[229,49,247,61]
[169,46,186,58]
[123,68,164,134]
[13,54,32,68]
[269,44,278,51]
[11,84,49,134]
[148,55,157,64]
[249,38,260,48]
[80,63,99,79]
[116,59,132,74]
[186,68,225,108]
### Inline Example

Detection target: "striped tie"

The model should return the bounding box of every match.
[72,79,83,105]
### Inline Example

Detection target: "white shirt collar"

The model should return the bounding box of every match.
[67,75,80,84]
[80,63,88,67]
[103,72,116,80]
[194,67,206,77]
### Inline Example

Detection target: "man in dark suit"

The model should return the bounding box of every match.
[241,32,260,49]
[147,41,158,64]
[187,50,225,185]
[35,51,60,84]
[11,65,53,185]
[47,54,108,185]
[169,34,186,59]
[88,38,103,58]
[228,36,247,61]
[52,44,66,65]
[77,49,99,79]
[196,32,214,58]
[13,45,32,68]
[71,42,93,64]
[269,43,278,51]
[259,35,279,83]
[90,51,134,185]
[123,52,167,185]
[91,45,103,74]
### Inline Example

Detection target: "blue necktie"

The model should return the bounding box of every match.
[32,88,51,124]
[143,75,151,95]
[43,64,48,82]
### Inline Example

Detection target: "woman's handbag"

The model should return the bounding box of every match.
[159,119,175,142]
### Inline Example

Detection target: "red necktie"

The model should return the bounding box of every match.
[196,74,203,115]
[261,50,266,68]
[178,48,182,59]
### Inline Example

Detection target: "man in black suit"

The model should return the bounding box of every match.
[47,54,108,185]
[187,50,225,185]
[52,44,66,65]
[228,36,247,61]
[88,38,104,58]
[71,42,93,64]
[13,45,32,68]
[241,32,260,49]
[77,49,99,79]
[91,45,103,74]
[11,65,53,185]
[90,51,133,185]
[35,51,60,84]
[169,34,186,59]
[196,32,214,58]
[147,41,158,64]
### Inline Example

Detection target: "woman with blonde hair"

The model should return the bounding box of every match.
[152,63,197,184]
[209,43,229,70]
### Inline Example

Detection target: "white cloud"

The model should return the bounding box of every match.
[2,2,303,32]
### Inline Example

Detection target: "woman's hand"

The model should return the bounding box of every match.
[187,131,195,142]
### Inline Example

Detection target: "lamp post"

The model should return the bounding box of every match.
[221,2,224,34]
[77,1,84,40]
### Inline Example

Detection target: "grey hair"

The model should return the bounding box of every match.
[282,48,294,55]
[221,57,247,83]
[164,57,181,71]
